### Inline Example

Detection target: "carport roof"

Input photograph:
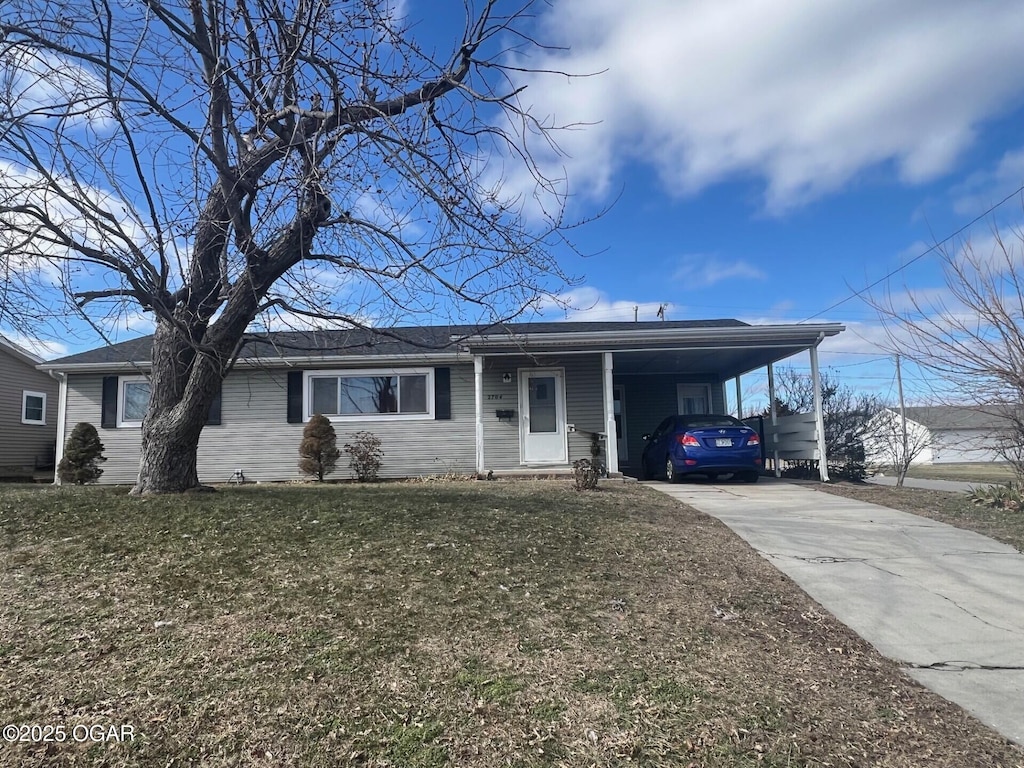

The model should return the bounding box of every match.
[459,322,845,379]
[40,319,844,376]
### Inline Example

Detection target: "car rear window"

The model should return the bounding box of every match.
[680,416,745,429]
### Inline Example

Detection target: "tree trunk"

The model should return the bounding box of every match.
[129,318,223,495]
[132,416,207,495]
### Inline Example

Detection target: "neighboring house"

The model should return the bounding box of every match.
[863,405,1014,466]
[0,336,58,473]
[40,320,844,484]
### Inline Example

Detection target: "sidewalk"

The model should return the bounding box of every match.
[645,478,1024,745]
[866,475,984,493]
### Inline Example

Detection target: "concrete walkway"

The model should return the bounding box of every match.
[645,478,1024,745]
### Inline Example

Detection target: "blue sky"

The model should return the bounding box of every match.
[6,0,1024,411]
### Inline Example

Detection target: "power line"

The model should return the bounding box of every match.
[800,181,1024,323]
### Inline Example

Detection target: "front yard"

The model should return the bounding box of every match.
[1,481,1021,767]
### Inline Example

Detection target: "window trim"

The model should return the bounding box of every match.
[116,375,151,428]
[303,368,435,422]
[21,390,47,425]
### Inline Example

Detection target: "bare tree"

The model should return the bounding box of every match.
[0,0,580,494]
[771,366,883,466]
[872,228,1024,482]
[859,407,931,487]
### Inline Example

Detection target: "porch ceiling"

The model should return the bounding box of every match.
[611,343,815,379]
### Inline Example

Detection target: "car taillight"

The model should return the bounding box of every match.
[746,433,760,446]
[677,434,700,447]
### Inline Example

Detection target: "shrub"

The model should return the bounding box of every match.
[344,430,383,482]
[298,414,341,481]
[57,422,106,485]
[969,483,1024,511]
[572,458,599,491]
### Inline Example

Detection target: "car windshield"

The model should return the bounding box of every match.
[678,415,746,429]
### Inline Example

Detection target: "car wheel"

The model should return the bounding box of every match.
[665,456,680,484]
[742,471,760,484]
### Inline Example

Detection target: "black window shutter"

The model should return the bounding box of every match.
[205,382,222,426]
[434,367,451,420]
[287,370,304,423]
[101,376,118,429]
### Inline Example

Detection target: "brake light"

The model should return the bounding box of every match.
[746,433,760,446]
[677,434,700,447]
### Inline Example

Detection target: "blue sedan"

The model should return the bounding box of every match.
[640,414,762,483]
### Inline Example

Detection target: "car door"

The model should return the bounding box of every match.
[643,416,675,474]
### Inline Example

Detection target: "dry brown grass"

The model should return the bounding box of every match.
[0,481,1021,766]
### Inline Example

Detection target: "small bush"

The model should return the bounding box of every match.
[969,483,1024,511]
[57,422,106,485]
[828,458,869,482]
[572,458,599,491]
[298,414,341,481]
[344,430,383,482]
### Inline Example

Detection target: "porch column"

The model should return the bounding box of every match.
[602,352,618,474]
[810,339,830,482]
[734,376,743,418]
[767,363,781,477]
[52,371,68,485]
[474,355,485,475]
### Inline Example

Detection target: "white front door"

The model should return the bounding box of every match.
[519,369,567,464]
[677,384,711,415]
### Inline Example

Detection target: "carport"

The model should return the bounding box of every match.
[459,321,845,480]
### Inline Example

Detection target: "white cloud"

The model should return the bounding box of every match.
[2,331,68,360]
[2,46,114,131]
[535,286,677,322]
[950,147,1024,216]
[0,160,150,267]
[672,256,765,288]
[97,310,156,338]
[506,0,1024,214]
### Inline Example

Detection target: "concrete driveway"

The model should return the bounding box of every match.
[646,477,1024,745]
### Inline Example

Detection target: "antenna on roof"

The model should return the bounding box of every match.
[633,305,638,323]
[656,304,666,321]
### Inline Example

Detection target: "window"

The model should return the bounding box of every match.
[305,369,432,420]
[118,376,151,426]
[22,391,46,425]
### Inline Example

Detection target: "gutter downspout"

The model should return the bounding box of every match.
[47,370,67,485]
[809,334,829,483]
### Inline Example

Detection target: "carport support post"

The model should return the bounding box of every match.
[734,376,743,418]
[474,355,485,475]
[810,339,830,482]
[768,363,781,477]
[602,352,618,475]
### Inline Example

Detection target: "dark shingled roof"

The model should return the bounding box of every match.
[900,405,1013,431]
[46,319,750,367]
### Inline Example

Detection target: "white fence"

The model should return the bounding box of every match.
[763,412,820,462]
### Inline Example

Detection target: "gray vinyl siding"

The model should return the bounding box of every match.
[479,354,607,471]
[614,373,725,474]
[64,365,477,484]
[0,349,58,469]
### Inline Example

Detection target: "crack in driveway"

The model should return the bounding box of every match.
[903,661,1024,672]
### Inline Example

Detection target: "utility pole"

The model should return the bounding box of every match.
[895,354,909,478]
